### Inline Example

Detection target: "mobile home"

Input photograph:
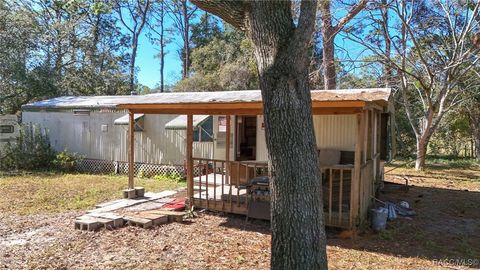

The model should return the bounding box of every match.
[22,95,215,175]
[0,114,20,151]
[22,88,393,228]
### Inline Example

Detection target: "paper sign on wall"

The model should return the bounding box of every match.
[218,116,226,132]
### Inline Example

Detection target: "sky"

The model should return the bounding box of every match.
[135,30,182,89]
[132,8,371,90]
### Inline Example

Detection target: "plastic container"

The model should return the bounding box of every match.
[371,207,388,232]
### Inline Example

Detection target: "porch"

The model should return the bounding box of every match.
[116,89,391,229]
[191,156,376,229]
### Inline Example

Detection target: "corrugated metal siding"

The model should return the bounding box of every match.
[313,115,357,151]
[22,112,213,165]
[255,114,357,161]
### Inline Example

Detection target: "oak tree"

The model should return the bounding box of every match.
[191,1,328,269]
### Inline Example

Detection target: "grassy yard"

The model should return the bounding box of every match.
[0,173,186,215]
[0,161,479,269]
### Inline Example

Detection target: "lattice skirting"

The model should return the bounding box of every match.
[76,158,205,178]
[77,159,198,178]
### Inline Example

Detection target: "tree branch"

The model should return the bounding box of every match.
[332,0,369,34]
[296,0,318,44]
[190,0,247,30]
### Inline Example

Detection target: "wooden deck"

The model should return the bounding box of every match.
[193,173,248,215]
[192,169,354,228]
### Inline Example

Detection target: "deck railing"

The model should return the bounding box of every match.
[192,157,358,228]
[192,158,269,214]
[321,165,354,228]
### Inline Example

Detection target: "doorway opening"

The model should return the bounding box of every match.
[235,116,257,161]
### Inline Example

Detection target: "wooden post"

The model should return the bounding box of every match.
[363,110,369,163]
[128,111,135,190]
[225,115,231,184]
[351,112,365,227]
[373,111,377,180]
[187,114,194,205]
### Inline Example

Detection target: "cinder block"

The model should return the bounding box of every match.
[123,189,137,199]
[124,216,153,229]
[134,187,145,197]
[138,213,168,225]
[75,218,102,231]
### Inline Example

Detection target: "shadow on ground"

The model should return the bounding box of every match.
[214,182,480,268]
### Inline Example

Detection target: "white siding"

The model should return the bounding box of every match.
[22,111,213,165]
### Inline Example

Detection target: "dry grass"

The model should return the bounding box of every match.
[0,173,186,215]
[0,163,479,269]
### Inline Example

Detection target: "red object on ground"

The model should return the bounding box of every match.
[162,199,186,211]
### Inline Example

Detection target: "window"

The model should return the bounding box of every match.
[194,116,213,142]
[73,109,90,116]
[0,125,14,134]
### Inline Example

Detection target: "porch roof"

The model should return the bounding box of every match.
[117,88,391,115]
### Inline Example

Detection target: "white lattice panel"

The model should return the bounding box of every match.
[77,159,186,178]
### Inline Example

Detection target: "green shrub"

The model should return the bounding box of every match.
[53,150,83,172]
[153,172,185,183]
[0,124,56,171]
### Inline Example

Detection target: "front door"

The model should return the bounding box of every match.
[235,116,257,161]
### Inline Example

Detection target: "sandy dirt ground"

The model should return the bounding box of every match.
[0,166,479,269]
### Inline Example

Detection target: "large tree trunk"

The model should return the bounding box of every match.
[246,4,327,270]
[191,1,327,269]
[469,111,480,160]
[415,136,428,170]
[475,137,480,161]
[319,0,336,90]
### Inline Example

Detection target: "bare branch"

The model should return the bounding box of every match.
[332,0,369,34]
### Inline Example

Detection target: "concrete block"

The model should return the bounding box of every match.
[124,215,153,229]
[138,213,168,225]
[123,189,137,199]
[134,187,145,198]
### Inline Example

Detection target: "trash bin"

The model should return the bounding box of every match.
[371,207,388,232]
